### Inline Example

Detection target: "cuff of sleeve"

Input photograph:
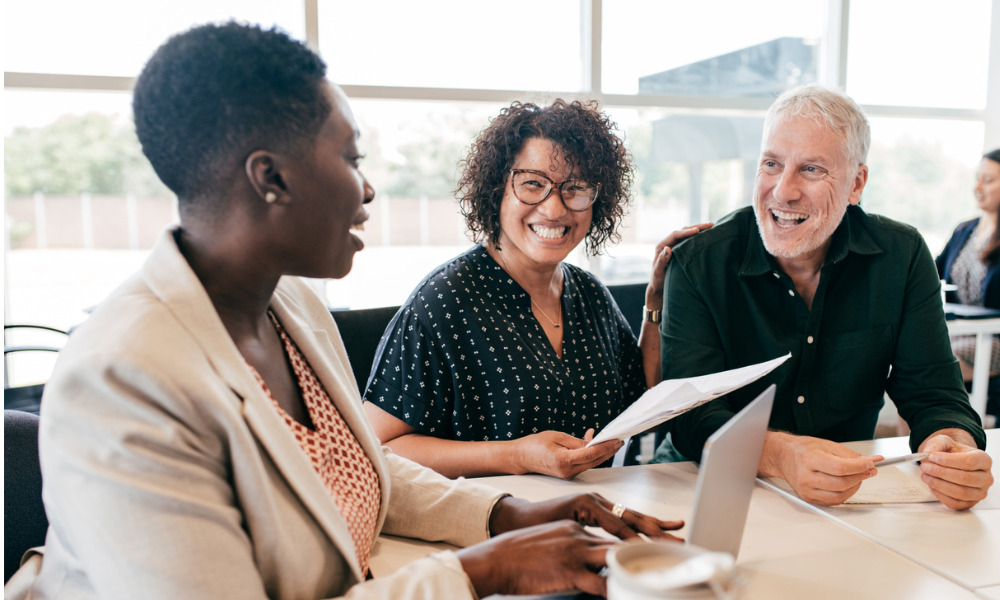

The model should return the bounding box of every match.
[431,551,479,599]
[485,493,512,538]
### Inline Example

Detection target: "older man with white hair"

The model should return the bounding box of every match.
[659,84,992,509]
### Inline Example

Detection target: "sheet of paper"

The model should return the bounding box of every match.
[587,353,791,446]
[844,464,937,504]
[763,464,937,505]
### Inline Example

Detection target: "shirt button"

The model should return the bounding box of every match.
[788,290,795,297]
[772,272,780,279]
[797,396,805,404]
[807,336,814,344]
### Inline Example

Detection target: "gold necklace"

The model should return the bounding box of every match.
[495,248,561,329]
[530,298,561,329]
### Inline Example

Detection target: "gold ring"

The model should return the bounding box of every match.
[612,503,627,518]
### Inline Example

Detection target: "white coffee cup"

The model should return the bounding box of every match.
[606,540,741,600]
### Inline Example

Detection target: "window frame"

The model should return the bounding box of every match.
[5,0,999,280]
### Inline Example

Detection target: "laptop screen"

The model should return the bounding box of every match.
[686,384,776,558]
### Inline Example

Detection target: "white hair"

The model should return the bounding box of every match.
[763,84,871,166]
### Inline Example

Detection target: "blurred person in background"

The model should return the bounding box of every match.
[936,148,1000,420]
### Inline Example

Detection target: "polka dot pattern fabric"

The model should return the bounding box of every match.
[248,312,381,577]
[364,245,645,443]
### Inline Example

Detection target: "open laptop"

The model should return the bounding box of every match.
[686,384,775,559]
[944,302,1000,320]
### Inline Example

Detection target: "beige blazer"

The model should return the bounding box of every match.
[5,229,504,600]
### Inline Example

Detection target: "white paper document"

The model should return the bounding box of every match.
[763,464,937,505]
[843,464,937,504]
[586,353,791,446]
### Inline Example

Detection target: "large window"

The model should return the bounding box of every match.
[602,0,827,96]
[5,0,1000,363]
[317,0,584,91]
[3,0,304,76]
[846,0,992,109]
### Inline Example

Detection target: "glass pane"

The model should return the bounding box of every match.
[846,0,991,109]
[5,90,176,331]
[595,107,760,283]
[327,98,513,308]
[317,0,583,91]
[862,118,986,254]
[596,115,988,285]
[4,0,304,76]
[602,0,825,96]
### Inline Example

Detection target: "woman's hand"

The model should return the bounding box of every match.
[457,493,684,596]
[646,223,713,310]
[512,430,622,479]
[489,493,684,541]
[640,222,714,388]
[459,494,684,597]
[456,520,613,597]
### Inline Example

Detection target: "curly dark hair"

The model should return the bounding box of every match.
[456,99,634,255]
[132,22,330,205]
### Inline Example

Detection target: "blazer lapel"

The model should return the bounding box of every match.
[141,229,368,582]
[269,283,392,529]
[241,382,366,583]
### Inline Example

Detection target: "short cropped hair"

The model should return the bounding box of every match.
[764,84,871,167]
[456,99,634,256]
[133,22,330,204]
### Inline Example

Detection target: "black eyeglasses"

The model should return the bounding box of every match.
[509,169,600,212]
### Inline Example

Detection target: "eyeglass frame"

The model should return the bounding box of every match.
[508,169,601,212]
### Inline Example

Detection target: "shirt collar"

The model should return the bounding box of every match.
[738,204,883,277]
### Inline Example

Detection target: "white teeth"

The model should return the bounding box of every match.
[351,222,365,232]
[772,209,808,221]
[771,209,808,228]
[530,224,568,239]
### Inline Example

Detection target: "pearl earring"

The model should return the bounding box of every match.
[264,192,277,203]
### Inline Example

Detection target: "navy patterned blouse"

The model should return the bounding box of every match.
[363,245,645,442]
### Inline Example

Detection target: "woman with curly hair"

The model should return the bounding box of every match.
[364,100,709,479]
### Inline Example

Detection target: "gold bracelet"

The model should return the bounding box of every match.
[642,306,662,323]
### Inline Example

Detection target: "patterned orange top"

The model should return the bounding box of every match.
[247,312,381,577]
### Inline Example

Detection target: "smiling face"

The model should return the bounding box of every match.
[283,83,374,279]
[975,157,1000,215]
[752,115,868,270]
[496,137,592,271]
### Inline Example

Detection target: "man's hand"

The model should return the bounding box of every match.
[918,430,994,510]
[512,429,622,479]
[760,431,877,505]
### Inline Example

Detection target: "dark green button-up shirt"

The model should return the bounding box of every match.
[662,205,986,461]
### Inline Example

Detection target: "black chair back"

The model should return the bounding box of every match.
[330,306,400,396]
[4,323,69,414]
[4,409,48,582]
[606,282,647,338]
